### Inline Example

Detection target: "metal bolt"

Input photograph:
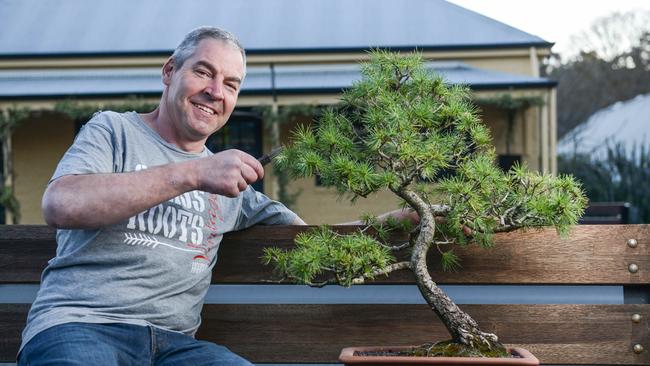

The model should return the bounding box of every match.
[629,263,639,273]
[633,344,644,354]
[628,239,638,248]
[632,314,642,323]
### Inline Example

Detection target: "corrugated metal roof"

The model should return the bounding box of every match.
[558,93,650,159]
[0,62,553,99]
[0,0,550,56]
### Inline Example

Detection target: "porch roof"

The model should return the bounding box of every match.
[0,0,551,57]
[0,62,554,100]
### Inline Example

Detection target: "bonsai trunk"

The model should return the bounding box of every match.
[397,188,506,354]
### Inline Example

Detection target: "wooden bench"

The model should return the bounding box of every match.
[581,202,639,224]
[1,224,648,365]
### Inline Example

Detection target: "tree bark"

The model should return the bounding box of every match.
[396,188,504,352]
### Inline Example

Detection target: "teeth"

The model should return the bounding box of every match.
[193,103,215,115]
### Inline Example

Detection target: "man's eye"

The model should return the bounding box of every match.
[196,69,210,77]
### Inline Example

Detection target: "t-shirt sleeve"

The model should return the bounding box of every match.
[234,186,298,230]
[50,114,117,182]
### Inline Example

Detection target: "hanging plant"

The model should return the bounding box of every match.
[0,107,30,224]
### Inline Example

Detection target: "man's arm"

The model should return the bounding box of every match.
[43,149,264,229]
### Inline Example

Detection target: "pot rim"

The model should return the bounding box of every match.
[339,346,539,365]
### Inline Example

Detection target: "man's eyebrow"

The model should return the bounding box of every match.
[195,60,242,85]
[225,76,242,85]
[194,60,216,73]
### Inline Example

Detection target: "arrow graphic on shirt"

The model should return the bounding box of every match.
[123,233,203,253]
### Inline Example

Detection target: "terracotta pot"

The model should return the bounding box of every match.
[339,346,539,366]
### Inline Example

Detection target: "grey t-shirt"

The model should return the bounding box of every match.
[21,111,297,351]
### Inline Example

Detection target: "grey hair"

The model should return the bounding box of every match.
[171,26,246,76]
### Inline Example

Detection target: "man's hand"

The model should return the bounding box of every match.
[191,149,264,197]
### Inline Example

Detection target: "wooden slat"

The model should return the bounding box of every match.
[214,224,650,284]
[0,304,30,362]
[197,303,650,365]
[1,225,649,284]
[1,304,647,364]
[0,225,57,242]
[0,225,57,283]
[581,203,631,224]
[584,203,628,216]
[0,240,54,283]
[428,224,649,285]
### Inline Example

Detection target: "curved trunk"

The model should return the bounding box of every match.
[396,188,505,353]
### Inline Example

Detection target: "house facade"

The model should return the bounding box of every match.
[0,0,557,224]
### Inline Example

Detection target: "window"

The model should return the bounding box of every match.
[497,154,521,172]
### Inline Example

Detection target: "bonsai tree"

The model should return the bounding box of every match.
[263,50,587,358]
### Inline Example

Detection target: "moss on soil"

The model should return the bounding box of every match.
[407,340,510,358]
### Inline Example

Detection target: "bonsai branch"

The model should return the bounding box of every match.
[378,241,412,251]
[268,261,413,288]
[351,261,411,284]
[263,275,336,288]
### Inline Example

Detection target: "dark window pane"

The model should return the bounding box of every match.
[498,154,521,172]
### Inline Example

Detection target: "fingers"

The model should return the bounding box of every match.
[235,151,264,193]
[240,163,259,184]
[236,151,264,180]
[237,177,248,193]
[221,176,249,198]
[197,149,265,197]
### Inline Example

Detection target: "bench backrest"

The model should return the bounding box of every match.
[1,224,648,365]
[581,202,639,224]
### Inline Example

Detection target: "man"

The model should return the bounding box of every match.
[18,26,304,366]
[18,25,421,365]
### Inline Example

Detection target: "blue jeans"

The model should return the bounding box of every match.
[18,322,254,366]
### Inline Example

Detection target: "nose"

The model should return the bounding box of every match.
[204,79,224,101]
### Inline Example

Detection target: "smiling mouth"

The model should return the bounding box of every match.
[192,102,216,115]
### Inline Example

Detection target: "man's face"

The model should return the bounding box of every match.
[162,38,245,142]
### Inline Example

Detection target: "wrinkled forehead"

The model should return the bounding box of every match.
[191,38,246,77]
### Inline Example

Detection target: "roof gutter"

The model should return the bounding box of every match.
[0,81,558,101]
[0,42,554,60]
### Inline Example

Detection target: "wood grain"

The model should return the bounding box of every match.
[204,303,650,365]
[2,304,647,364]
[1,225,649,284]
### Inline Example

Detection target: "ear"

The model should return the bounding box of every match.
[162,58,175,86]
